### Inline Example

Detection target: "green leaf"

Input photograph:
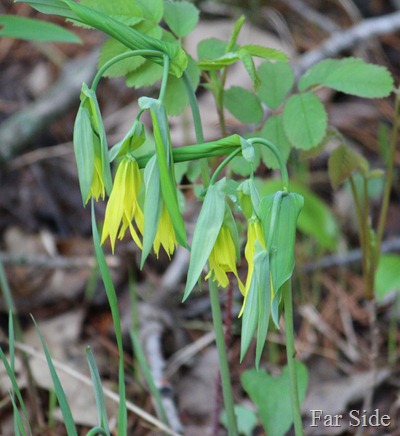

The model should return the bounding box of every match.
[260,192,303,325]
[239,45,288,61]
[197,52,240,70]
[221,405,258,436]
[258,61,294,109]
[15,0,79,20]
[299,57,394,98]
[259,179,338,251]
[375,254,400,301]
[138,97,187,247]
[184,180,226,301]
[328,143,369,189]
[73,106,95,204]
[32,317,78,436]
[224,86,263,124]
[241,362,308,436]
[258,115,291,169]
[0,15,81,43]
[79,0,143,20]
[238,50,260,90]
[125,60,163,88]
[197,37,229,60]
[86,347,110,433]
[141,156,162,267]
[135,0,164,23]
[109,120,146,161]
[283,93,327,150]
[163,0,199,38]
[163,55,200,115]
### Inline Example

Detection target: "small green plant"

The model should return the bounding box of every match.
[1,1,397,435]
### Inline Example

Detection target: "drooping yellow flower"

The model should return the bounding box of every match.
[205,225,244,290]
[238,217,266,317]
[153,205,178,258]
[101,156,143,252]
[244,217,266,294]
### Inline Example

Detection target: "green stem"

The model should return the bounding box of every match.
[86,427,109,436]
[91,49,164,91]
[249,138,290,190]
[158,55,170,104]
[377,89,400,252]
[181,71,210,186]
[210,148,242,185]
[282,280,304,436]
[208,279,238,436]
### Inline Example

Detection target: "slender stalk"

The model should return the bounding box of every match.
[377,89,400,251]
[158,55,170,104]
[208,278,238,436]
[181,71,210,186]
[282,280,304,436]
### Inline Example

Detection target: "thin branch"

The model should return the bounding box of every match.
[297,10,400,75]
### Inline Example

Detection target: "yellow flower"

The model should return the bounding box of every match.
[153,205,178,258]
[101,157,143,252]
[206,225,244,290]
[244,218,266,293]
[239,217,266,317]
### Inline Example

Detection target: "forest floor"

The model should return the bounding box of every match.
[1,0,400,435]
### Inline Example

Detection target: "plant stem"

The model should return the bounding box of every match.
[377,88,400,252]
[208,278,238,436]
[283,280,304,436]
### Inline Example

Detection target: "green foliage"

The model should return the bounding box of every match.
[183,179,226,301]
[241,362,308,436]
[375,254,400,301]
[259,179,339,251]
[258,115,291,169]
[197,37,229,60]
[0,15,81,43]
[283,92,328,150]
[257,61,294,109]
[163,0,199,38]
[221,405,258,436]
[224,86,263,124]
[299,57,394,98]
[328,143,369,189]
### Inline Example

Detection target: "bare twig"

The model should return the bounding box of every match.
[0,51,98,162]
[297,10,400,75]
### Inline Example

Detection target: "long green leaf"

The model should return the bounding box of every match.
[15,0,79,20]
[91,202,127,435]
[0,15,81,43]
[139,97,187,247]
[86,347,110,434]
[240,270,259,362]
[32,317,78,436]
[183,179,226,301]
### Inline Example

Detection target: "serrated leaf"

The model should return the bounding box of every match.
[136,0,163,23]
[283,93,327,150]
[258,61,294,109]
[299,57,394,98]
[224,86,263,124]
[328,143,369,189]
[164,54,200,115]
[375,254,400,301]
[239,50,260,90]
[197,37,229,60]
[125,60,163,88]
[0,15,81,43]
[183,180,226,301]
[164,0,199,38]
[259,115,291,169]
[241,362,308,436]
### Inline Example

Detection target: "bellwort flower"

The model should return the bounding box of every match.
[101,156,143,252]
[206,225,244,291]
[153,205,178,258]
